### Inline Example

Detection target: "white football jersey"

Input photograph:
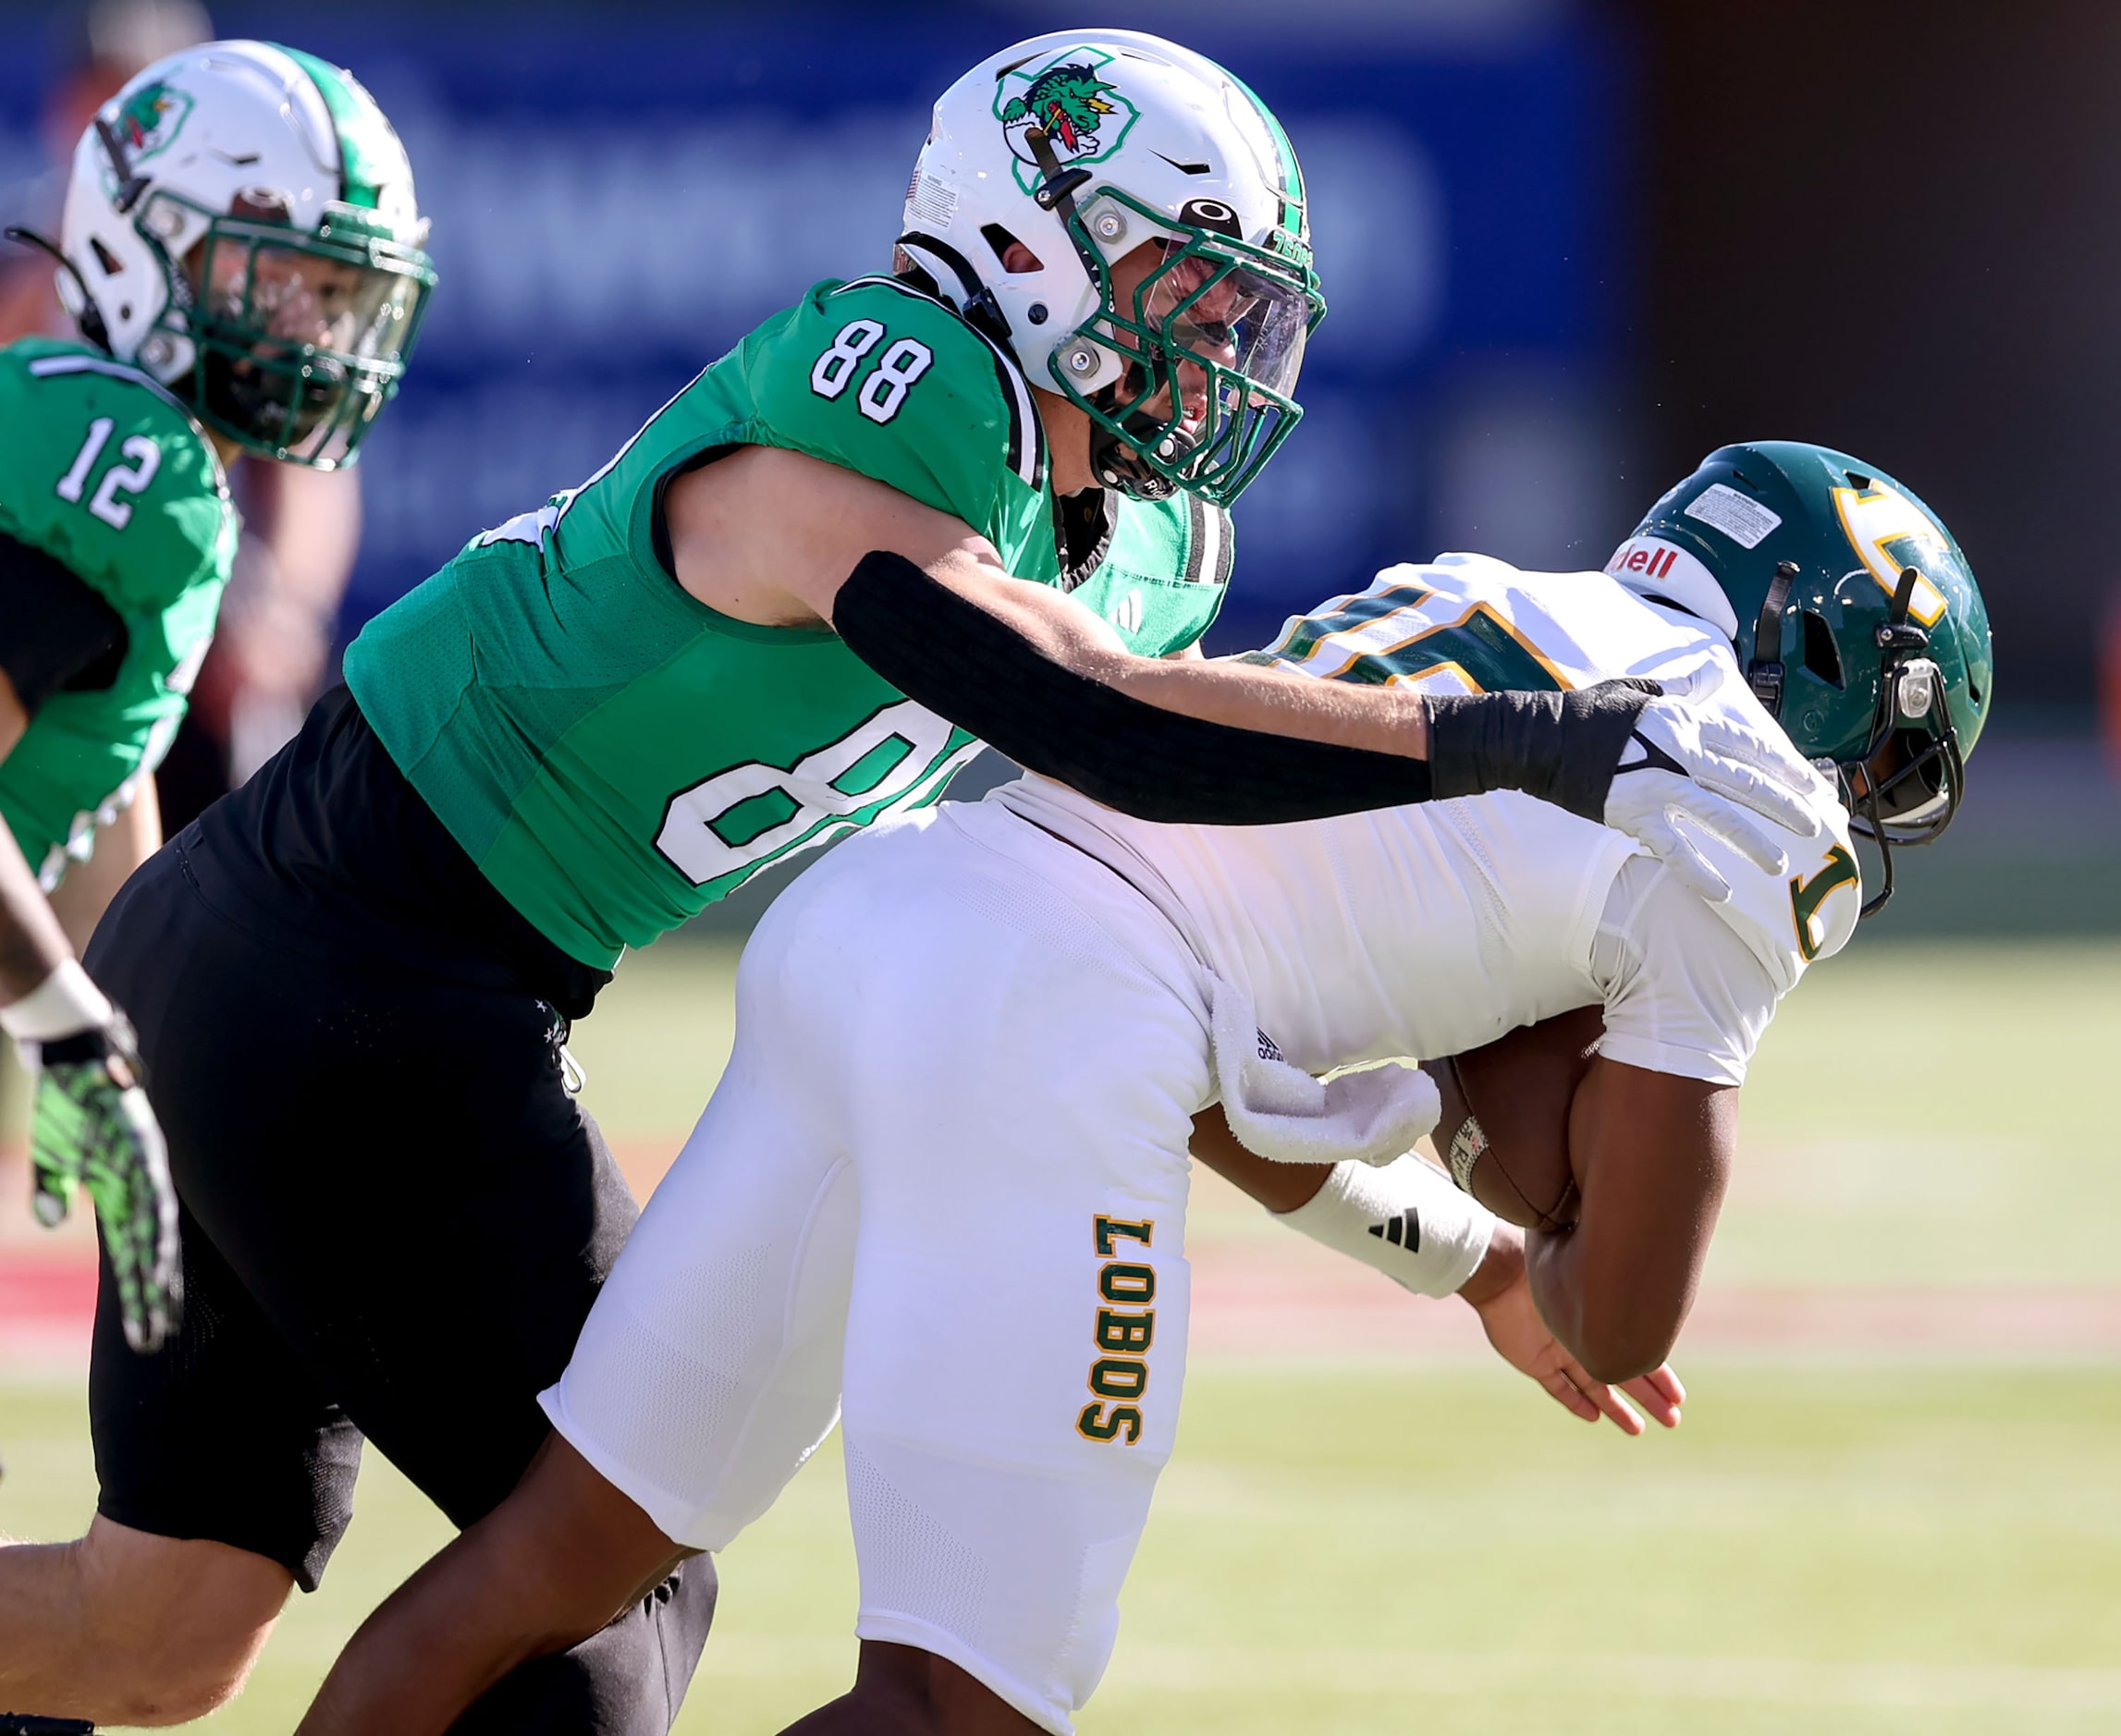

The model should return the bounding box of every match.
[994,553,1860,1086]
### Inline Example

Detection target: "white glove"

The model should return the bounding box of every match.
[1606,672,1827,904]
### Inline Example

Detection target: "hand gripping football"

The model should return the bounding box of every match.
[1430,1006,1605,1232]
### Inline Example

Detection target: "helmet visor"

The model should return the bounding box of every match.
[1068,189,1324,506]
[190,211,435,466]
[1148,251,1312,403]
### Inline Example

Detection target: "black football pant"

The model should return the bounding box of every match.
[82,830,715,1731]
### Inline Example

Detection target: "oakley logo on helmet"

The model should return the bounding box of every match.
[996,54,1137,191]
[1178,198,1241,238]
[911,31,1323,505]
[1831,480,1951,628]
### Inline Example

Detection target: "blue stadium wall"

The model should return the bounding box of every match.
[0,1,1634,654]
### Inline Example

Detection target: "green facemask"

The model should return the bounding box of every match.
[1036,173,1324,507]
[158,193,435,467]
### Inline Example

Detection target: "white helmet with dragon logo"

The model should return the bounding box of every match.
[900,30,1325,506]
[51,39,435,467]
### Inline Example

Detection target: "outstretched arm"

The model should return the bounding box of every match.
[665,447,1820,878]
[668,446,1433,768]
[832,548,1813,875]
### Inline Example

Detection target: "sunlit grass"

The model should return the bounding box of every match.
[2,935,2115,1730]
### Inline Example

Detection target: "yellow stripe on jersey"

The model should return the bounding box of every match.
[1253,585,1575,694]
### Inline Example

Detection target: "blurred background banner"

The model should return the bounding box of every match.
[1,0,2115,935]
[0,0,1637,649]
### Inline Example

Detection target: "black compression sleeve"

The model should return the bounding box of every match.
[0,532,126,714]
[832,550,1434,825]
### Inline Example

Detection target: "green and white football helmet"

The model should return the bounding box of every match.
[53,39,434,466]
[900,30,1325,506]
[1608,440,1993,912]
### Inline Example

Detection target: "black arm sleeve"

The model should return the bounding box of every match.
[832,550,1434,825]
[0,532,127,715]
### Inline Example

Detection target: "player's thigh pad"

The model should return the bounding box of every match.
[823,807,1211,1733]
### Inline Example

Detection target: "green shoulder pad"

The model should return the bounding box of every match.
[0,340,235,616]
[742,277,1048,544]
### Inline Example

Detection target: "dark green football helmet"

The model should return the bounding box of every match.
[1614,441,1992,914]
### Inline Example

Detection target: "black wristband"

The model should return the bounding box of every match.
[1426,682,1659,821]
[833,551,1435,825]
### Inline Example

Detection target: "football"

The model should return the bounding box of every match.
[1430,1005,1605,1232]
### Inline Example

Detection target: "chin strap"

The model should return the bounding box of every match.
[3,228,112,354]
[1878,563,1932,653]
[1745,559,1798,717]
[93,115,151,214]
[1022,125,1102,282]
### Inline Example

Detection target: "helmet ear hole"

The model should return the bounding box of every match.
[1801,608,1845,689]
[980,224,1043,274]
[90,238,123,275]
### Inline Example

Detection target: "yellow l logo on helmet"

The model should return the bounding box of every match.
[1831,482,1951,628]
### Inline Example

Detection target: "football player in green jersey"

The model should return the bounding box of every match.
[0,29,1821,1733]
[0,39,429,1364]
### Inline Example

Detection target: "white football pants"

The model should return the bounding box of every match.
[543,801,1215,1733]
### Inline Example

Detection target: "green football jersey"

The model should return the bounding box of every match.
[348,275,1232,969]
[0,337,237,885]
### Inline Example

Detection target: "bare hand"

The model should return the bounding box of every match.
[1469,1261,1683,1435]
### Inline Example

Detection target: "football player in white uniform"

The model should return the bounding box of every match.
[293,440,1990,1736]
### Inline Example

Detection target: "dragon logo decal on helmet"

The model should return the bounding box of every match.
[113,81,193,159]
[998,59,1134,186]
[1612,441,1993,916]
[48,39,435,468]
[901,31,1325,507]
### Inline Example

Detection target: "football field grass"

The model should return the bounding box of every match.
[2,935,2117,1731]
